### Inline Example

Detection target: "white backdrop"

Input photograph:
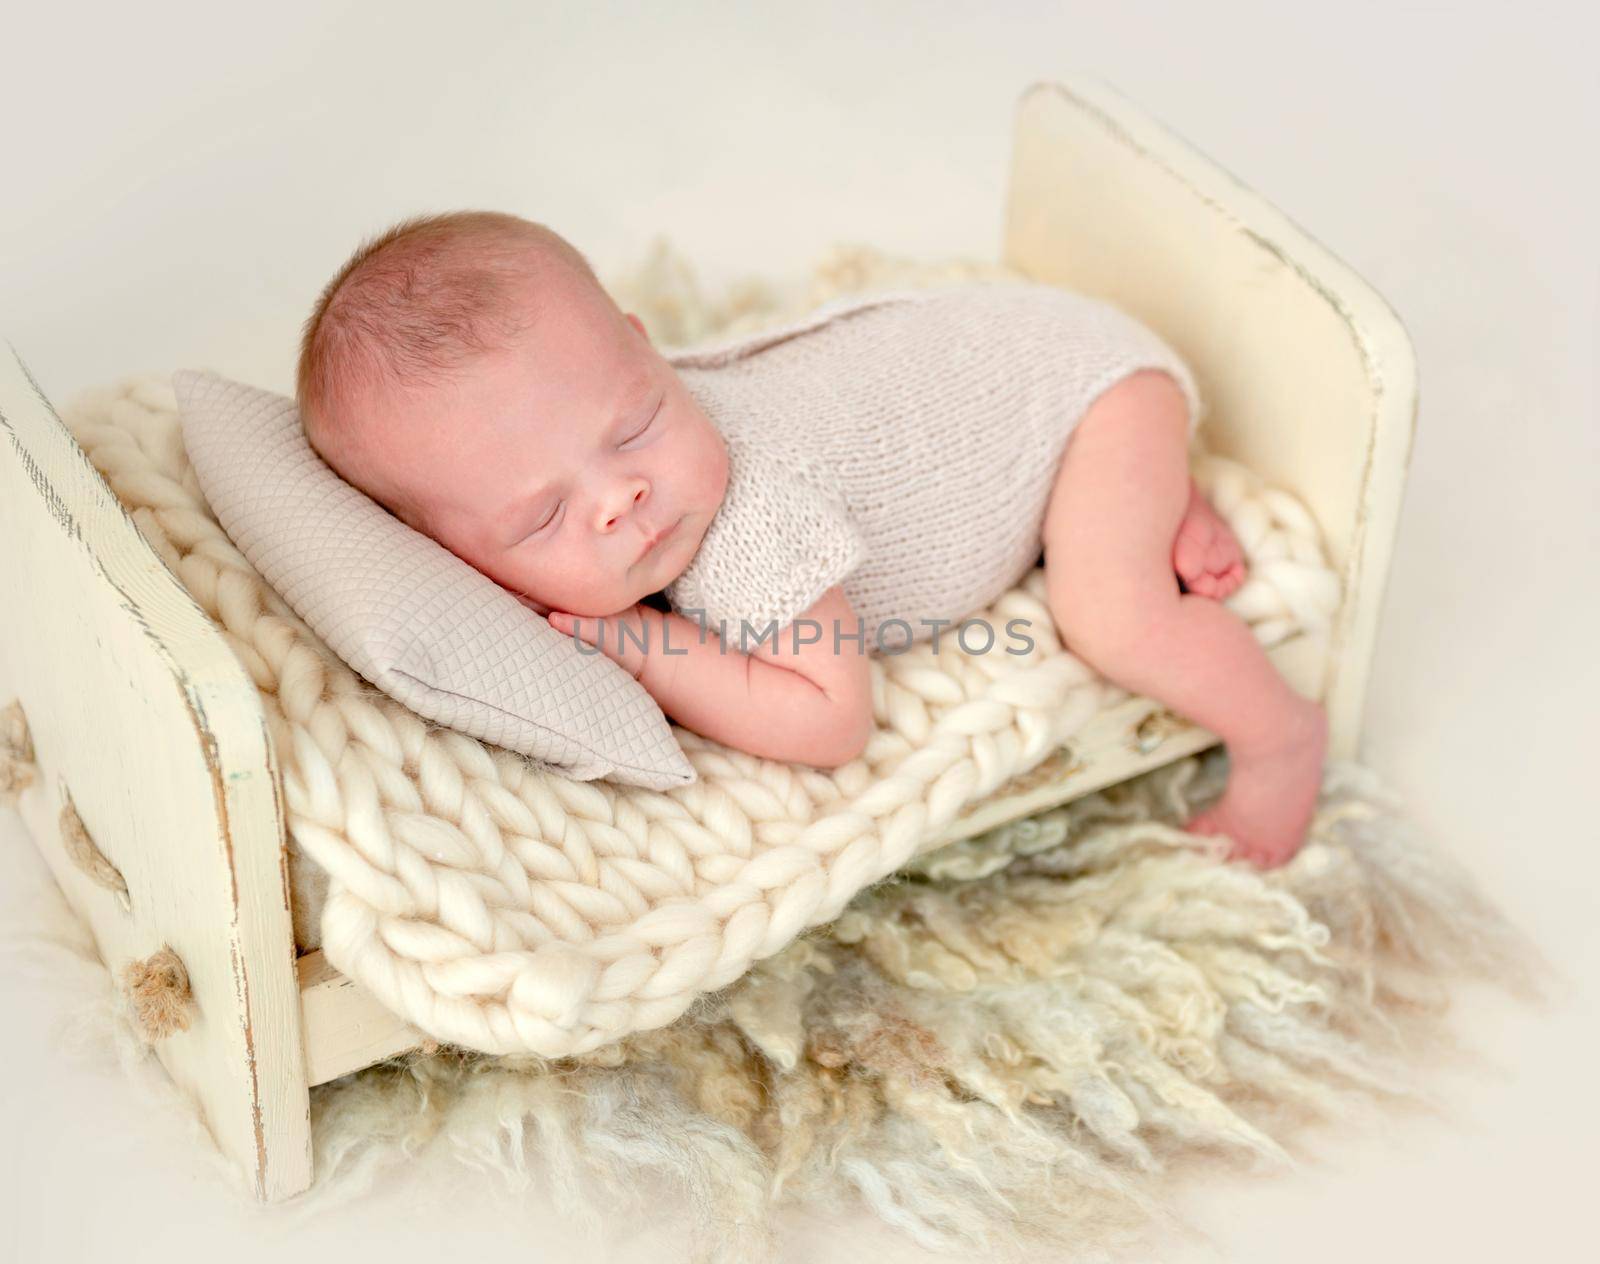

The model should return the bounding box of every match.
[2,2,1596,1261]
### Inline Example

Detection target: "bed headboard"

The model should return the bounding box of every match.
[1002,77,1418,761]
[0,346,309,1197]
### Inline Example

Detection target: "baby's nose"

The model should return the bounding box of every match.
[602,484,648,530]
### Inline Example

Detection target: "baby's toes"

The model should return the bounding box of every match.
[1173,520,1212,583]
[1205,530,1240,576]
[1214,560,1246,598]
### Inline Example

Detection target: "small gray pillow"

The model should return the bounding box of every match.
[172,370,696,791]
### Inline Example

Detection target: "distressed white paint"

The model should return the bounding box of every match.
[0,351,312,1200]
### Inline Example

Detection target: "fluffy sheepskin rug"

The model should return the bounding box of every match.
[2,746,1546,1263]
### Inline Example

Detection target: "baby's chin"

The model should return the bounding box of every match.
[526,519,703,618]
[552,580,674,620]
[580,572,683,619]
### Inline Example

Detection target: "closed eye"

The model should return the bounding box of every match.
[621,398,663,446]
[517,500,562,543]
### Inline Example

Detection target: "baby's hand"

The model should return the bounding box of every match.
[547,604,659,681]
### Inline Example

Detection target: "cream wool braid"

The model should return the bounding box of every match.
[54,247,1340,1059]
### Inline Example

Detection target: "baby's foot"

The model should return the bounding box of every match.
[1173,478,1247,599]
[1185,697,1328,869]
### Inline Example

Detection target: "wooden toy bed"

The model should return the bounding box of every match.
[0,76,1415,1202]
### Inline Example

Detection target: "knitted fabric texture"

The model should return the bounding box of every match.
[662,281,1204,646]
[54,247,1342,1060]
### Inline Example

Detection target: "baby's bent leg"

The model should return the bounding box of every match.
[1041,369,1326,865]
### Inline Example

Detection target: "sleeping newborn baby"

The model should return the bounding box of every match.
[296,211,1327,868]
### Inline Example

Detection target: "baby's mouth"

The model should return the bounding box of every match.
[635,515,683,565]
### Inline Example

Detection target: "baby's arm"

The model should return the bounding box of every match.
[656,585,873,766]
[555,587,875,768]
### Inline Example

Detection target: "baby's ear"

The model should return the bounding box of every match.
[512,591,553,617]
[624,311,652,345]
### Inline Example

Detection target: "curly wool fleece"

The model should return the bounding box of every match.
[2,739,1547,1262]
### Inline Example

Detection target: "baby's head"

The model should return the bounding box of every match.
[296,210,728,618]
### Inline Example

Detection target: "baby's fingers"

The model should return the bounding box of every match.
[547,606,653,682]
[548,610,589,639]
[550,613,627,666]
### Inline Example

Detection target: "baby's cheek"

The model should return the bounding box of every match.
[539,558,631,618]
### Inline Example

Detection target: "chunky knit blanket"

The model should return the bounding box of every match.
[57,244,1341,1059]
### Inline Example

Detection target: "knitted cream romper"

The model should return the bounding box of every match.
[660,280,1204,653]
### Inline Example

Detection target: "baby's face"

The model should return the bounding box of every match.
[353,276,729,619]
